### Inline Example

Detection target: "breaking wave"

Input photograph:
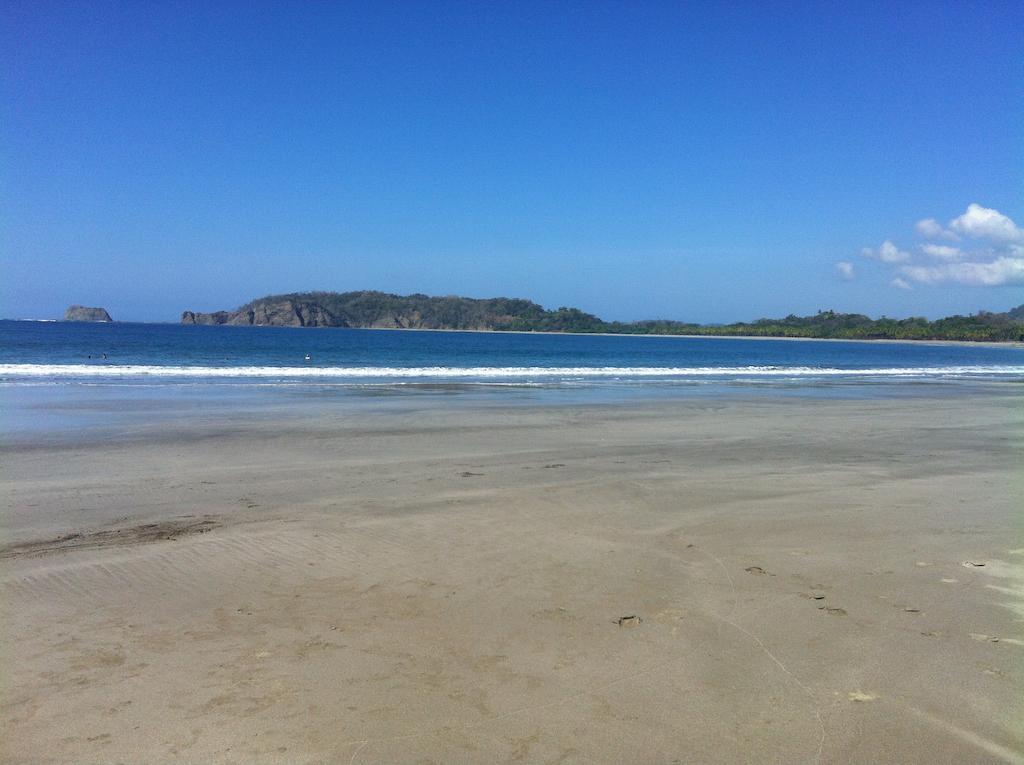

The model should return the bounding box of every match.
[2,364,1023,380]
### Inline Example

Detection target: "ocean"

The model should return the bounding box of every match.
[2,320,1023,386]
[2,319,1021,440]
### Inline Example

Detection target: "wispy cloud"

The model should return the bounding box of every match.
[915,218,957,240]
[860,240,910,263]
[857,203,1024,288]
[900,257,1024,287]
[920,243,962,260]
[835,261,855,281]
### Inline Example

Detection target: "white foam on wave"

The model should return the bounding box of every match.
[1,363,1023,379]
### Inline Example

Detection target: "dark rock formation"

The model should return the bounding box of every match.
[64,305,113,322]
[180,310,232,325]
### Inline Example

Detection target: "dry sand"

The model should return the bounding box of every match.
[2,392,1022,763]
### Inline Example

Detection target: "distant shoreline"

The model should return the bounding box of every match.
[353,325,1024,348]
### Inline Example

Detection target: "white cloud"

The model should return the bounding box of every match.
[915,218,954,240]
[858,203,1024,289]
[835,261,855,281]
[861,239,911,263]
[920,243,962,260]
[899,257,1024,287]
[948,203,1024,243]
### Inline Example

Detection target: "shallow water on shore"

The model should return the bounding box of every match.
[3,374,1020,444]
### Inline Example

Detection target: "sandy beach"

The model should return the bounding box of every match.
[2,390,1022,763]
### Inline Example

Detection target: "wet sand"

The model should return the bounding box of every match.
[2,392,1022,763]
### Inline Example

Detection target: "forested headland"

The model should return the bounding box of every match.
[182,291,1024,342]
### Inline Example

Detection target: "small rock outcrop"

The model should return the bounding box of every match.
[181,310,232,325]
[64,305,113,322]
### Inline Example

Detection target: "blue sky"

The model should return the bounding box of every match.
[2,1,1022,322]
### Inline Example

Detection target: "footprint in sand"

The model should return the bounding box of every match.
[818,606,847,616]
[745,566,774,576]
[847,691,877,702]
[970,633,1000,643]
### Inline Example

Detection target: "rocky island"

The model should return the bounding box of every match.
[181,291,570,331]
[182,291,1024,341]
[64,305,113,322]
